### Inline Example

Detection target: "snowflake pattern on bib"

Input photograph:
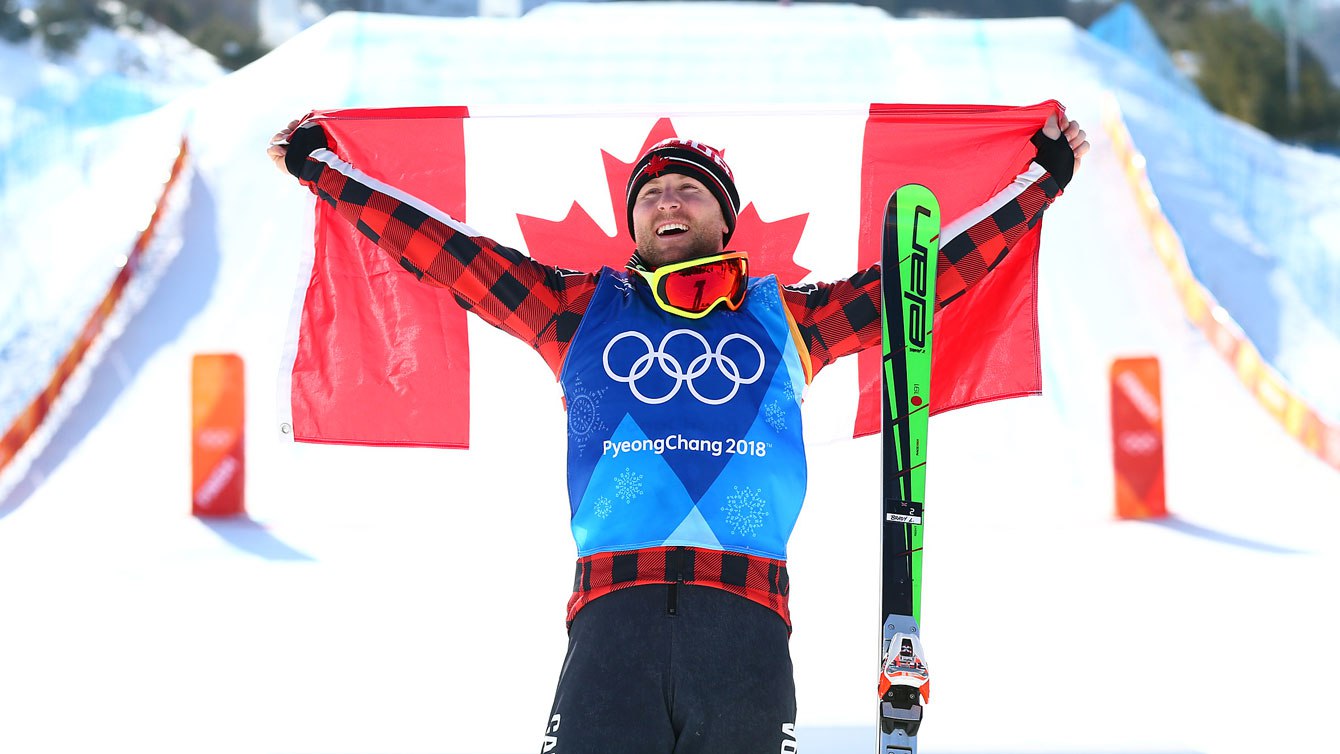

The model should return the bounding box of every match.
[614,467,644,503]
[566,375,608,457]
[721,485,769,537]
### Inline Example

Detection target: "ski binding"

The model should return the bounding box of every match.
[878,613,929,750]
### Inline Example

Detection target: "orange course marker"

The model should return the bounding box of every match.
[1110,357,1167,520]
[192,354,245,517]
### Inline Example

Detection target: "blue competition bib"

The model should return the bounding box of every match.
[559,270,809,559]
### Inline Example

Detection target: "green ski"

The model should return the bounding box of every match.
[877,184,940,754]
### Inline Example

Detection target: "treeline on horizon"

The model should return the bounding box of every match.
[3,0,1337,145]
[893,0,1339,145]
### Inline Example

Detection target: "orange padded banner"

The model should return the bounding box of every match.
[192,353,245,517]
[1110,356,1167,520]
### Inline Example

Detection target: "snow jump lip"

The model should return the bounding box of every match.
[0,139,192,507]
[1102,94,1340,474]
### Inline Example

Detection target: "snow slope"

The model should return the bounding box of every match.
[1,6,1337,754]
[1090,3,1340,423]
[0,21,223,487]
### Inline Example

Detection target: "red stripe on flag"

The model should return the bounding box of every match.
[289,110,472,447]
[853,102,1054,437]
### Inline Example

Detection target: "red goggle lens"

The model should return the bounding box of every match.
[656,256,747,315]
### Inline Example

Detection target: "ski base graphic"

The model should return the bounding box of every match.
[877,183,940,754]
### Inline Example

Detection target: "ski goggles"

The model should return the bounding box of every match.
[631,251,749,319]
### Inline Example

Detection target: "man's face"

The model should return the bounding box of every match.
[631,173,729,268]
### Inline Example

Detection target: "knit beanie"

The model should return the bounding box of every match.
[625,138,741,244]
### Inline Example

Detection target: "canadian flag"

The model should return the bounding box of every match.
[280,102,1062,448]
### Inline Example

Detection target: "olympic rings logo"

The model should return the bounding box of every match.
[1118,430,1161,456]
[602,329,766,405]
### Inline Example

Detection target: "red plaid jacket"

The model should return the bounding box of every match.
[297,150,1062,628]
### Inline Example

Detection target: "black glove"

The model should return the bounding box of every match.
[284,121,330,178]
[1030,127,1075,190]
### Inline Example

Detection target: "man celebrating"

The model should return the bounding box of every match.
[269,112,1087,752]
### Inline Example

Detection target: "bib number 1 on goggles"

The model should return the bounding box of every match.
[632,251,749,319]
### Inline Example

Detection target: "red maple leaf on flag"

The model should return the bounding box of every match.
[516,118,811,283]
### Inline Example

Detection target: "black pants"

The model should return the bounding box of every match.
[540,584,798,753]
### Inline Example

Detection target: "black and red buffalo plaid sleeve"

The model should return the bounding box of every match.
[295,144,1059,380]
[783,162,1063,377]
[296,149,598,377]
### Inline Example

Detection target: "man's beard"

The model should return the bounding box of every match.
[635,227,724,269]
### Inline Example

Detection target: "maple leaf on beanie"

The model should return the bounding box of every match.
[625,138,741,244]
